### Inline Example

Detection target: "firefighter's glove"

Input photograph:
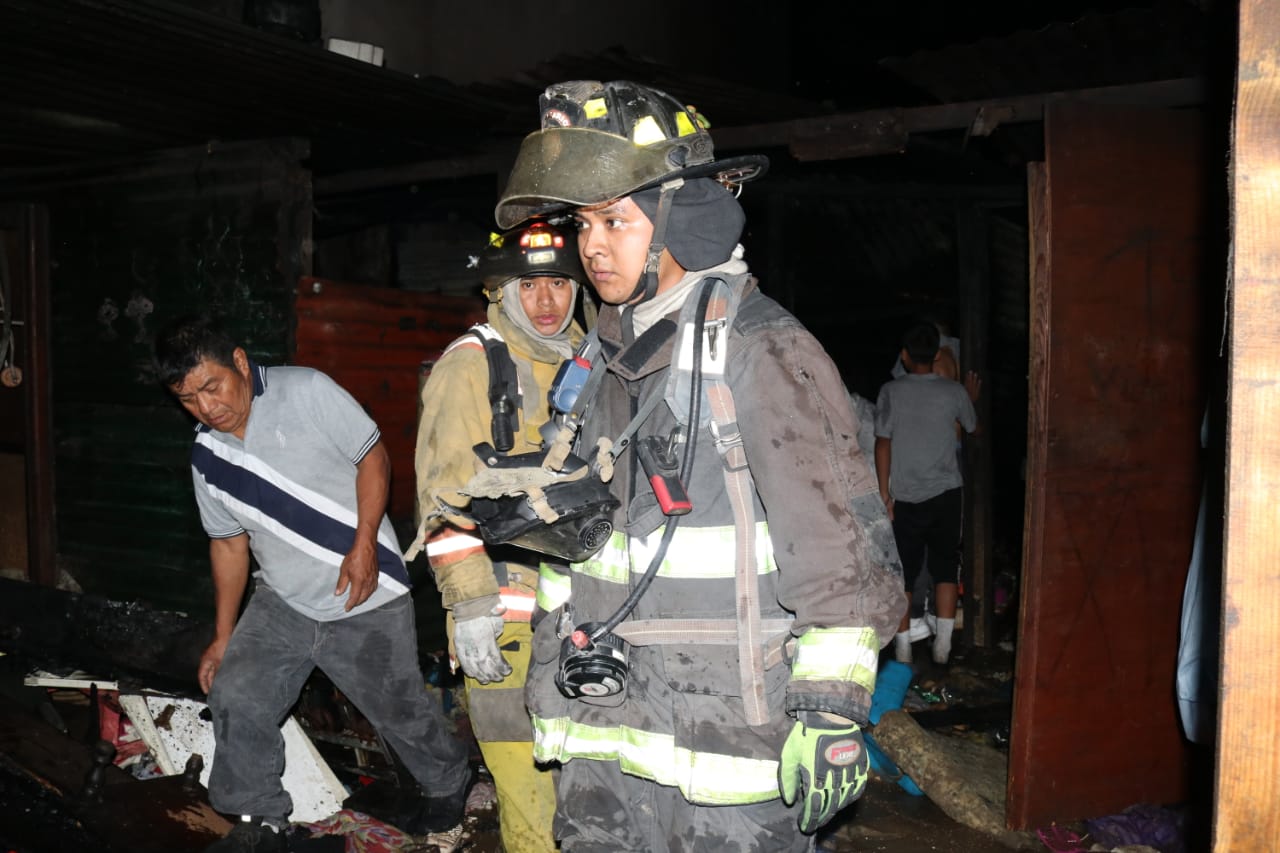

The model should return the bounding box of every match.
[778,712,870,834]
[452,593,511,684]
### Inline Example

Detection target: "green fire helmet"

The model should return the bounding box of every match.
[495,80,768,229]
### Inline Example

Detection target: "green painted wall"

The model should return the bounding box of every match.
[47,140,311,615]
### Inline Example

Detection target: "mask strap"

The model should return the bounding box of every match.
[626,177,685,305]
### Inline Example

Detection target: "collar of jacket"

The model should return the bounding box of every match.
[597,274,758,382]
[487,302,585,365]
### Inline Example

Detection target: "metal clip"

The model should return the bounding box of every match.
[706,319,726,361]
[556,606,575,640]
[666,425,686,459]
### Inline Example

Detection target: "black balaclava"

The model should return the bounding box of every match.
[631,178,746,276]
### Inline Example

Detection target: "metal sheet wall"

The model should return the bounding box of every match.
[292,277,485,526]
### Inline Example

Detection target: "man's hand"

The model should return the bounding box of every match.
[778,712,870,834]
[336,536,380,611]
[964,370,982,402]
[198,636,229,694]
[453,594,512,684]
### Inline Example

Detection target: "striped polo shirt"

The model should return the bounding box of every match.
[190,361,410,621]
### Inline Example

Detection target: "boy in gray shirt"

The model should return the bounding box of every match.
[875,322,979,665]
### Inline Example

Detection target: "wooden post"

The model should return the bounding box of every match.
[23,205,56,588]
[1216,0,1280,847]
[956,204,993,648]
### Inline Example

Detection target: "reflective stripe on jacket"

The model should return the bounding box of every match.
[532,715,781,805]
[526,274,906,806]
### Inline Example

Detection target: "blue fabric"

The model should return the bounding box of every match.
[866,662,923,795]
[869,662,912,724]
[1177,406,1218,745]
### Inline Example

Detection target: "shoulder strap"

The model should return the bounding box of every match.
[664,274,745,428]
[680,277,770,725]
[468,325,521,453]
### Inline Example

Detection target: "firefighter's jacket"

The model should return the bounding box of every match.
[414,302,585,615]
[527,273,906,806]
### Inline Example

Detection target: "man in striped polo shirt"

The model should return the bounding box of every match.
[155,316,469,853]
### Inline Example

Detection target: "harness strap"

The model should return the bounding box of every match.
[606,386,667,464]
[612,618,795,670]
[710,399,769,722]
[468,325,521,453]
[684,280,767,723]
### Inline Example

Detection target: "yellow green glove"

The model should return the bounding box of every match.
[778,712,870,834]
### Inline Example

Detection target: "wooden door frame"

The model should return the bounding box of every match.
[21,205,55,587]
[1,204,55,587]
[1216,0,1280,846]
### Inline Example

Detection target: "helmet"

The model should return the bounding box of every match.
[479,220,585,300]
[495,80,768,229]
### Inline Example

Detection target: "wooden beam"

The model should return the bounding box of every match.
[314,148,518,197]
[1216,0,1280,848]
[714,78,1207,155]
[311,79,1207,198]
[746,180,1024,203]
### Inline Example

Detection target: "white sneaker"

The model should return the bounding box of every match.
[908,617,934,643]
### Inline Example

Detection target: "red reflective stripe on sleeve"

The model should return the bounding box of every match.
[498,588,535,621]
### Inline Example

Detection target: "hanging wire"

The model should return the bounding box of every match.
[0,239,13,373]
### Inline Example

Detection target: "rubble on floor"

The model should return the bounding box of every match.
[0,646,499,853]
[0,574,1193,853]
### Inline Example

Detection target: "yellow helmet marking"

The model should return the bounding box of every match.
[674,110,697,137]
[632,115,666,146]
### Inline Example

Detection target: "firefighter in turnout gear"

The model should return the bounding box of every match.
[412,221,590,853]
[495,80,908,851]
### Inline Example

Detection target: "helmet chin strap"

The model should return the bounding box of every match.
[625,177,685,306]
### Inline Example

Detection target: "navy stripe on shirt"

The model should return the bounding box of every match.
[192,441,410,588]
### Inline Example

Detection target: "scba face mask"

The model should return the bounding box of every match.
[463,444,619,564]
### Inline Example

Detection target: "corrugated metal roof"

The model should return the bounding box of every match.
[0,0,510,175]
[0,0,1212,184]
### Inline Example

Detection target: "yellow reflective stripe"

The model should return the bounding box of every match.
[674,109,697,137]
[789,627,879,694]
[536,563,572,611]
[573,522,776,584]
[531,715,780,805]
[572,530,628,583]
